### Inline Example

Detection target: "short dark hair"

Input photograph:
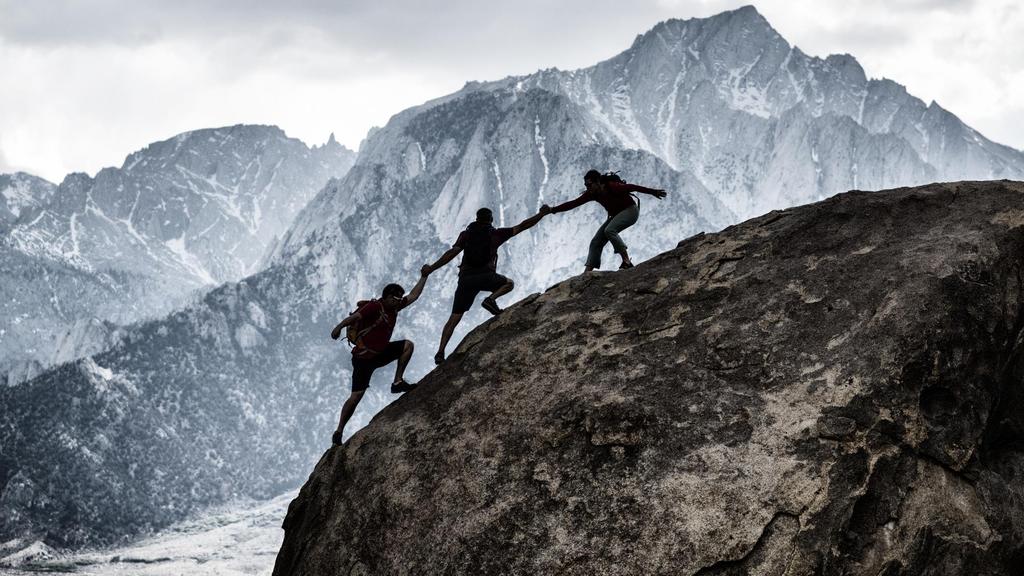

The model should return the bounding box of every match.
[476,208,493,222]
[584,169,601,182]
[382,283,405,299]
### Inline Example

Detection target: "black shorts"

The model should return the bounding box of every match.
[350,340,407,392]
[452,272,509,314]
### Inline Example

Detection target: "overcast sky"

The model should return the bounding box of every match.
[1,0,1022,182]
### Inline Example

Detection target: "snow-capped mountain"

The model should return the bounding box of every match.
[524,4,1023,218]
[8,125,354,289]
[3,4,1023,554]
[0,173,57,233]
[0,250,130,385]
[0,125,355,384]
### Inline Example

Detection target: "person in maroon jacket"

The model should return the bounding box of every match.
[550,169,667,271]
[328,269,429,445]
[424,205,550,365]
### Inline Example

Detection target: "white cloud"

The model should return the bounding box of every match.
[0,145,13,174]
[1,0,1021,181]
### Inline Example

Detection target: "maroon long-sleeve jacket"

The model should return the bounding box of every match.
[550,182,660,217]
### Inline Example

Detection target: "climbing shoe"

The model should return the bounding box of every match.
[391,379,418,394]
[481,297,503,316]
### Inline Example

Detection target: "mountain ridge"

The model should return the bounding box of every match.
[1,124,355,384]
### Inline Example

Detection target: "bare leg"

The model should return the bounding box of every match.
[490,279,514,301]
[394,340,414,383]
[336,390,365,438]
[436,313,464,363]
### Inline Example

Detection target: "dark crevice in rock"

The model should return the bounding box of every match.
[693,511,800,576]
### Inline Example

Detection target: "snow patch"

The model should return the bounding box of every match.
[491,159,506,227]
[579,72,651,153]
[79,357,136,398]
[235,323,266,351]
[0,540,57,567]
[165,235,216,285]
[0,179,39,217]
[534,117,549,209]
[723,58,771,118]
[247,302,268,329]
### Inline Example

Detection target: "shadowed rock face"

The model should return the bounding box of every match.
[275,181,1024,575]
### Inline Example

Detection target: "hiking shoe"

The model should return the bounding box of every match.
[619,261,634,269]
[331,430,344,446]
[481,297,503,316]
[391,379,418,394]
[434,351,445,365]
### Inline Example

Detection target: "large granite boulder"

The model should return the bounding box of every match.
[275,181,1024,575]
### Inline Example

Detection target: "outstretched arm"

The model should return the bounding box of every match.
[616,182,667,199]
[639,187,667,199]
[330,312,362,340]
[403,268,431,307]
[424,246,463,275]
[511,205,551,236]
[549,193,590,214]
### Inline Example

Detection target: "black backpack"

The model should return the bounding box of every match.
[600,171,640,207]
[601,171,625,184]
[461,222,493,269]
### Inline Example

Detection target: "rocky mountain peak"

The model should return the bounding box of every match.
[1,124,356,385]
[0,172,56,228]
[275,180,1024,575]
[120,124,289,173]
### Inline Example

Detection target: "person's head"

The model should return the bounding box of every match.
[583,169,603,191]
[381,283,405,309]
[476,207,494,224]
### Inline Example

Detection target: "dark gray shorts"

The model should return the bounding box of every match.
[452,272,509,313]
[350,340,407,392]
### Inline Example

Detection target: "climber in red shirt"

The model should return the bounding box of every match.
[328,268,430,445]
[549,169,667,271]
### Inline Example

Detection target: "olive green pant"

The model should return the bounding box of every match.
[586,205,639,268]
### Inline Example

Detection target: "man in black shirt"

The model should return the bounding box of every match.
[424,205,550,364]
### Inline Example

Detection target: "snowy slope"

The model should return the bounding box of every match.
[0,173,56,231]
[464,6,1022,219]
[0,126,355,384]
[1,491,289,575]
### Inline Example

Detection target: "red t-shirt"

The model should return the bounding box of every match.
[454,225,514,276]
[550,182,659,217]
[352,298,407,355]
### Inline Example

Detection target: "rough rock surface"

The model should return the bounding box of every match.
[275,181,1024,575]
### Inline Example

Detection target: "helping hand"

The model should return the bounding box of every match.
[652,189,667,200]
[421,264,433,277]
[540,204,552,215]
